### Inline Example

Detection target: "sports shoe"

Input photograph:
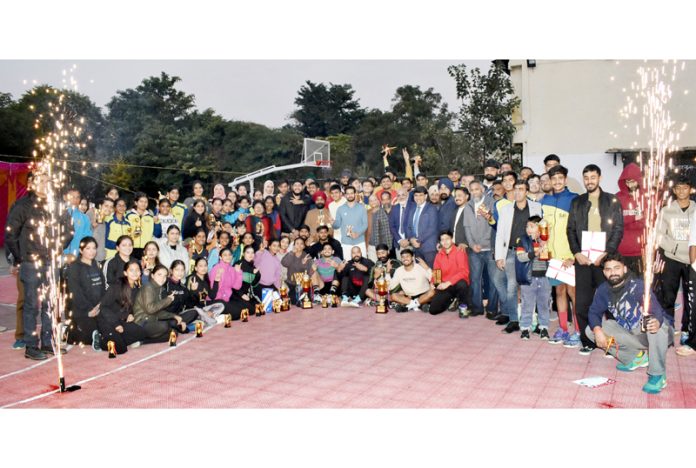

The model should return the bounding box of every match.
[680,332,689,346]
[92,330,102,352]
[533,325,541,335]
[394,304,408,313]
[549,329,568,345]
[469,309,484,317]
[458,305,470,319]
[364,298,374,307]
[25,346,47,361]
[406,300,420,312]
[521,329,530,340]
[616,351,649,372]
[12,339,26,350]
[495,315,510,326]
[421,303,430,313]
[41,345,67,356]
[448,299,459,312]
[578,346,594,356]
[485,311,498,320]
[350,296,362,308]
[562,332,581,348]
[502,321,520,334]
[642,374,667,394]
[539,328,549,341]
[130,341,142,348]
[340,295,351,307]
[312,293,322,304]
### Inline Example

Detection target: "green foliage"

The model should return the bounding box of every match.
[291,81,365,137]
[447,63,520,168]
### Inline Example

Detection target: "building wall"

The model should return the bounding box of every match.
[509,59,696,193]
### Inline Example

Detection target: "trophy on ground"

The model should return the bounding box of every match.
[321,295,329,308]
[224,314,232,328]
[195,321,203,338]
[169,329,177,347]
[279,285,291,312]
[241,308,249,322]
[107,340,117,358]
[375,277,389,313]
[332,294,339,308]
[255,303,265,316]
[301,273,313,309]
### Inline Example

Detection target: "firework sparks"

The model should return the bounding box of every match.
[619,60,685,321]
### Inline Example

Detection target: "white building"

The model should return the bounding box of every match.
[507,59,696,193]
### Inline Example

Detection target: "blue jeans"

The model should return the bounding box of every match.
[20,261,53,348]
[504,250,519,322]
[469,250,505,314]
[520,276,552,330]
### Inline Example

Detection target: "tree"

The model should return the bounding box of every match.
[447,63,520,167]
[291,81,365,137]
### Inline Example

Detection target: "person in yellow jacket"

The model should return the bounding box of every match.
[126,192,155,260]
[104,198,131,260]
[165,186,188,229]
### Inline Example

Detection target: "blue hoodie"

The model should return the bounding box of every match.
[588,275,672,331]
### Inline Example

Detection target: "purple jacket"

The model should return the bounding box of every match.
[255,249,281,289]
[209,262,243,302]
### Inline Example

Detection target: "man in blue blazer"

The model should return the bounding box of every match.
[389,187,411,254]
[405,186,439,267]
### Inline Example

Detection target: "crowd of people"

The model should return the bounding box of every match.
[5,150,696,395]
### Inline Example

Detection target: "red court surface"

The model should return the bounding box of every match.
[0,274,695,409]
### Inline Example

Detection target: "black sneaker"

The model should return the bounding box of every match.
[533,325,541,335]
[502,321,520,334]
[539,328,550,341]
[495,315,510,326]
[41,345,67,356]
[469,309,484,317]
[521,330,531,340]
[578,346,594,356]
[421,303,431,313]
[485,311,498,321]
[394,304,408,313]
[25,347,48,361]
[92,330,102,352]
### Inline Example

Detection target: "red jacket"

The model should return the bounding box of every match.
[433,247,470,286]
[616,163,645,257]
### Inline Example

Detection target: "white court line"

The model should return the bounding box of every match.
[0,356,56,381]
[1,332,202,409]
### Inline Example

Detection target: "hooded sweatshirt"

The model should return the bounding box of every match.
[209,261,243,302]
[658,199,696,264]
[616,163,645,257]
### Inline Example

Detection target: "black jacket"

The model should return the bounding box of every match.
[307,237,344,260]
[106,254,129,286]
[567,188,624,255]
[97,281,139,330]
[66,260,106,320]
[278,192,311,233]
[185,273,219,308]
[183,211,208,240]
[5,192,73,264]
[164,278,196,313]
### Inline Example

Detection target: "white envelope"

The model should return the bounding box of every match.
[581,231,606,263]
[545,258,576,287]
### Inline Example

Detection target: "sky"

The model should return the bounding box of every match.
[0,60,491,129]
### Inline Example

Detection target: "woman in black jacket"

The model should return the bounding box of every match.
[164,260,200,326]
[133,264,181,342]
[230,245,262,317]
[105,235,134,287]
[183,199,208,240]
[186,257,227,325]
[66,237,106,349]
[96,260,148,354]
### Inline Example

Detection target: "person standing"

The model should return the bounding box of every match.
[279,181,312,238]
[494,180,542,333]
[104,198,131,260]
[5,171,73,360]
[567,164,624,355]
[657,176,695,345]
[126,192,155,260]
[616,162,646,274]
[304,191,332,242]
[332,186,368,260]
[368,192,393,261]
[404,186,439,267]
[389,188,410,256]
[328,184,347,244]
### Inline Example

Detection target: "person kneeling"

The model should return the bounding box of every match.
[340,246,374,307]
[430,231,471,317]
[585,253,674,394]
[389,249,435,312]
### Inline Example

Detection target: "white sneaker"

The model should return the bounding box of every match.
[406,300,419,312]
[340,296,351,307]
[130,341,141,348]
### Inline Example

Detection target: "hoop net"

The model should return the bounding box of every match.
[303,138,331,168]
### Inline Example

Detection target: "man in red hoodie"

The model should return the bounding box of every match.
[616,162,646,274]
[429,231,471,317]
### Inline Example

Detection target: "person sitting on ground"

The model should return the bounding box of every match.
[66,236,106,349]
[95,260,148,354]
[281,237,313,304]
[585,253,673,394]
[514,216,552,341]
[430,231,471,317]
[365,243,402,304]
[340,246,375,307]
[105,235,134,288]
[163,259,202,325]
[310,243,345,304]
[133,265,186,342]
[208,248,244,320]
[306,224,343,260]
[231,245,263,315]
[156,224,190,271]
[185,257,227,326]
[389,249,435,312]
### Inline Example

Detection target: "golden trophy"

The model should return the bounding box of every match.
[332,294,340,308]
[433,269,442,286]
[241,308,249,322]
[279,285,291,311]
[107,340,117,358]
[301,273,313,309]
[321,295,328,308]
[273,299,282,313]
[169,329,177,347]
[96,207,104,224]
[195,321,203,338]
[224,314,232,328]
[375,277,389,314]
[132,216,142,238]
[255,303,265,316]
[207,213,216,229]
